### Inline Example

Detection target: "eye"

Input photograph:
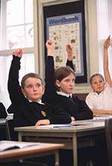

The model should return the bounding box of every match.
[92,81,97,85]
[99,80,103,83]
[26,85,33,88]
[72,79,75,82]
[36,83,42,88]
[65,79,69,82]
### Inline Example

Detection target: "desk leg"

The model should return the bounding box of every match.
[55,150,59,166]
[18,132,22,141]
[72,133,77,166]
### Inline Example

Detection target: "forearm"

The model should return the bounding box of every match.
[93,109,112,116]
[104,48,110,82]
[66,60,74,70]
[8,56,22,102]
[103,37,112,85]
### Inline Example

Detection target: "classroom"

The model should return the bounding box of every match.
[0,0,112,166]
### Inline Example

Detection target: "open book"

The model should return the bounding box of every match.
[0,141,40,152]
[36,124,73,129]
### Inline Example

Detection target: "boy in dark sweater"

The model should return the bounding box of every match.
[8,49,72,128]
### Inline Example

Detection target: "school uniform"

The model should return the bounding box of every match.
[43,56,93,120]
[86,83,112,110]
[0,102,7,118]
[8,56,71,128]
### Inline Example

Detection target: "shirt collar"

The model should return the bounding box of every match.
[57,91,72,98]
[29,99,44,105]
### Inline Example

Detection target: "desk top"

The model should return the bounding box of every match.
[15,120,105,133]
[0,142,64,161]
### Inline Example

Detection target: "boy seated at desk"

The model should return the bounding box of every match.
[8,48,75,129]
[86,36,112,116]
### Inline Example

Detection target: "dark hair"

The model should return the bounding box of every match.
[55,65,75,84]
[21,73,44,89]
[89,73,104,84]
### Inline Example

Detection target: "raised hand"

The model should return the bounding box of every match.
[66,44,73,61]
[104,36,111,50]
[13,48,23,58]
[46,40,55,56]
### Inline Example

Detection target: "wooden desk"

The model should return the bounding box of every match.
[15,120,105,166]
[0,142,64,166]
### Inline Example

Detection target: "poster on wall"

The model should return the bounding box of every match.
[46,13,83,76]
[43,0,87,83]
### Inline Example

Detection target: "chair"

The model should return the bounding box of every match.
[0,119,11,140]
[7,105,16,140]
[105,118,112,166]
[0,102,7,118]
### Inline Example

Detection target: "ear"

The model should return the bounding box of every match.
[21,88,27,97]
[42,86,45,95]
[56,80,61,88]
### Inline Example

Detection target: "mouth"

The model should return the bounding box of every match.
[33,93,39,96]
[68,89,73,92]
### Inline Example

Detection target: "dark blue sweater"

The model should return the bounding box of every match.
[43,56,93,120]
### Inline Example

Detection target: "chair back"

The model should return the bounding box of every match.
[105,118,112,166]
[0,103,7,118]
[0,119,10,140]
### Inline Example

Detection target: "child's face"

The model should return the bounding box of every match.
[91,75,105,94]
[56,73,75,94]
[22,77,45,102]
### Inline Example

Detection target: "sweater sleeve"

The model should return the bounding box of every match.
[43,56,56,103]
[8,56,25,105]
[66,60,75,71]
[46,105,72,124]
[74,98,93,120]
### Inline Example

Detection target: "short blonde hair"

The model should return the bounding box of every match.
[21,73,44,88]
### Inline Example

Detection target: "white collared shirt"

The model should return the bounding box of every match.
[29,99,45,105]
[86,83,112,110]
[57,91,72,98]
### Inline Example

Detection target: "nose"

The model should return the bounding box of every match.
[33,85,38,91]
[97,82,101,86]
[70,81,74,86]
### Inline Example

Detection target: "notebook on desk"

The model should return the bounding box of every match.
[0,140,40,152]
[36,122,91,129]
[36,124,72,129]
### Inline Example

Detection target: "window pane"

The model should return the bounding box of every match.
[7,26,25,49]
[0,53,35,108]
[25,24,34,47]
[7,0,24,26]
[0,0,34,50]
[7,24,33,49]
[25,0,33,23]
[20,53,35,80]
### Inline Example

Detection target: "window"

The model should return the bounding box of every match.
[0,0,35,109]
[0,0,34,49]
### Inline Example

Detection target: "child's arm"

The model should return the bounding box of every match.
[8,49,24,104]
[92,109,112,116]
[66,44,75,71]
[43,40,56,102]
[103,36,112,86]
